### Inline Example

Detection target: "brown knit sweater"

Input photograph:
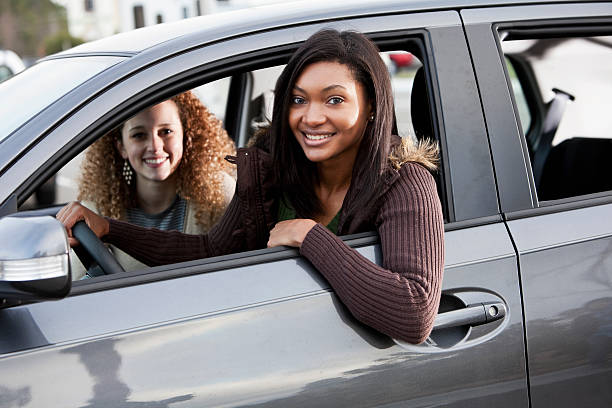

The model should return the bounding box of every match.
[105,161,444,344]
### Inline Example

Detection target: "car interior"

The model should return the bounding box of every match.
[502,34,612,203]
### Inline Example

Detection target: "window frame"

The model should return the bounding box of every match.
[496,21,612,214]
[70,34,449,293]
[462,3,612,218]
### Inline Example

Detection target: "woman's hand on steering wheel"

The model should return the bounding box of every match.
[56,201,110,247]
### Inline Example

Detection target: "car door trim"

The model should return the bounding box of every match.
[505,192,612,221]
[69,214,503,297]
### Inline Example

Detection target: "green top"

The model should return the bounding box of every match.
[277,196,340,235]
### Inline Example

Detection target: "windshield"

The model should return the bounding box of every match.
[0,56,124,143]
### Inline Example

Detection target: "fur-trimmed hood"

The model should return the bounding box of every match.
[389,136,439,171]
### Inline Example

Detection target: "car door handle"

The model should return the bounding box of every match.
[433,302,506,330]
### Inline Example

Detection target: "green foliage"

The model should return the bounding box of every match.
[44,31,85,55]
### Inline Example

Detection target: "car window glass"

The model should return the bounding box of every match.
[504,57,531,134]
[242,65,283,147]
[191,76,231,122]
[502,35,612,202]
[383,51,423,141]
[0,65,12,83]
[0,56,124,144]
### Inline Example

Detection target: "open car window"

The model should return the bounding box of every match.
[20,50,437,210]
[16,39,445,281]
[502,35,612,202]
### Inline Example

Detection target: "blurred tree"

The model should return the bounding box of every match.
[0,0,82,59]
[44,30,84,54]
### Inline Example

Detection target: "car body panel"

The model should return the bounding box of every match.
[507,203,612,407]
[464,3,612,407]
[0,222,527,407]
[0,56,124,147]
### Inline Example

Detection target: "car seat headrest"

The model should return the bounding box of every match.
[410,67,433,140]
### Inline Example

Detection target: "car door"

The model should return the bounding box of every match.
[463,3,612,407]
[1,8,527,407]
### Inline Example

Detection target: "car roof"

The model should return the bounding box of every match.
[51,0,580,58]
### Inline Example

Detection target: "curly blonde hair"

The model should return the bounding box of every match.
[78,91,236,230]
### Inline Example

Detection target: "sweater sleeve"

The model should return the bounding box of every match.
[104,195,245,266]
[299,163,444,344]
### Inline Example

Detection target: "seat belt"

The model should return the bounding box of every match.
[533,88,575,188]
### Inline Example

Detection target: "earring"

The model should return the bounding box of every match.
[369,113,375,122]
[122,159,133,185]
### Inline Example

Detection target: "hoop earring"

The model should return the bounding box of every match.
[122,159,133,185]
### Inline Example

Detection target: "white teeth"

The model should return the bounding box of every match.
[144,157,167,164]
[305,133,333,140]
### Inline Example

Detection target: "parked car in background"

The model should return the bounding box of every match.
[0,49,25,83]
[0,1,610,406]
[389,51,415,69]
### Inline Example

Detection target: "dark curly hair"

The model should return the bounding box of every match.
[78,90,236,230]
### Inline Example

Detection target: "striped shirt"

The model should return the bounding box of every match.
[126,195,186,231]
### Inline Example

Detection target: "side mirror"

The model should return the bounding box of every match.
[0,216,71,303]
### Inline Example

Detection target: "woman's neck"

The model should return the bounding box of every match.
[314,156,355,223]
[316,160,352,194]
[135,175,178,215]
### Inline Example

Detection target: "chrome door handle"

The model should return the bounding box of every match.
[433,302,506,330]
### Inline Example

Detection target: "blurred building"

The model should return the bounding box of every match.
[53,0,285,42]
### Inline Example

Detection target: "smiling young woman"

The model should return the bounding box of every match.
[284,60,372,228]
[74,91,236,275]
[58,29,444,344]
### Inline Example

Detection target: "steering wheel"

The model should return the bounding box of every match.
[72,221,125,276]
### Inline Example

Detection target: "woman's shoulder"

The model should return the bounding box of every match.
[376,158,442,226]
[396,161,438,191]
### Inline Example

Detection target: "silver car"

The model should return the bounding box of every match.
[0,1,611,406]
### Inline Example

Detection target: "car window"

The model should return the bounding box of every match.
[18,38,446,279]
[191,76,231,122]
[505,57,531,134]
[0,65,12,83]
[19,50,431,209]
[502,35,612,202]
[18,87,231,212]
[384,51,422,141]
[20,49,441,210]
[233,51,426,147]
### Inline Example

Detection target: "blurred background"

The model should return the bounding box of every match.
[0,0,285,74]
